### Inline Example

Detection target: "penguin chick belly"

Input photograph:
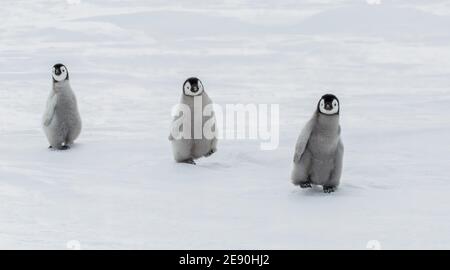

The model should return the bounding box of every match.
[171,138,194,162]
[309,156,335,185]
[44,113,68,147]
[307,133,339,185]
[52,93,81,145]
[192,138,213,158]
[190,106,216,159]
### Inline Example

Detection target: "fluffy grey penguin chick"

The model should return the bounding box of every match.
[291,94,344,193]
[43,64,82,150]
[169,77,217,165]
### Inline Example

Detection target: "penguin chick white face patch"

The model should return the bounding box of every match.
[319,95,339,115]
[183,77,204,96]
[52,64,68,82]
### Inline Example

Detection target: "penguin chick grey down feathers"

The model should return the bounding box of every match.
[43,64,82,150]
[291,94,344,193]
[169,77,217,165]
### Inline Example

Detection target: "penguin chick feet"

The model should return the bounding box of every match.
[323,186,336,193]
[56,145,70,151]
[204,149,216,157]
[299,182,312,189]
[181,159,196,165]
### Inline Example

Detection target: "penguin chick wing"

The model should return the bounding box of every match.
[293,116,316,163]
[43,94,57,127]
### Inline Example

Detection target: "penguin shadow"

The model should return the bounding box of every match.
[294,186,329,197]
[47,143,82,152]
[166,159,229,170]
[291,184,356,197]
[195,161,233,170]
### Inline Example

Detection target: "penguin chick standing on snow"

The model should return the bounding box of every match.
[169,77,217,165]
[43,64,82,150]
[291,94,344,193]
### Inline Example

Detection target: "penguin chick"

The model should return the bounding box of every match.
[169,77,217,164]
[291,94,344,193]
[43,63,82,150]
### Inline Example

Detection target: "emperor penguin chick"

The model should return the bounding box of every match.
[169,77,218,165]
[291,94,344,193]
[43,64,82,150]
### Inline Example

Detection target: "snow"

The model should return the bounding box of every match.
[1,0,450,249]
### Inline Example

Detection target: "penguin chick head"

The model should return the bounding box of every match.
[52,63,69,83]
[318,94,339,115]
[183,77,204,96]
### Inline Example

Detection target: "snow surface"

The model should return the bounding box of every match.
[1,0,450,249]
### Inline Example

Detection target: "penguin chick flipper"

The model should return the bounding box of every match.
[43,117,53,127]
[43,95,57,127]
[293,118,315,163]
[293,144,307,163]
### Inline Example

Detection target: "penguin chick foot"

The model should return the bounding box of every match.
[299,182,312,189]
[204,149,216,157]
[181,159,196,165]
[57,145,70,151]
[323,186,336,193]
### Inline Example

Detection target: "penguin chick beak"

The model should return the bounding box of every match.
[54,69,61,76]
[191,86,199,93]
[325,103,332,110]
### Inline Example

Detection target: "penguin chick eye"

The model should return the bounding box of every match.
[333,100,338,107]
[320,100,325,107]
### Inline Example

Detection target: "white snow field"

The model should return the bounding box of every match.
[1,0,450,249]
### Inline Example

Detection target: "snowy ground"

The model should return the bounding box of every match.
[1,0,450,249]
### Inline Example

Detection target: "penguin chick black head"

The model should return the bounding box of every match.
[52,63,69,83]
[318,94,339,115]
[183,77,204,96]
